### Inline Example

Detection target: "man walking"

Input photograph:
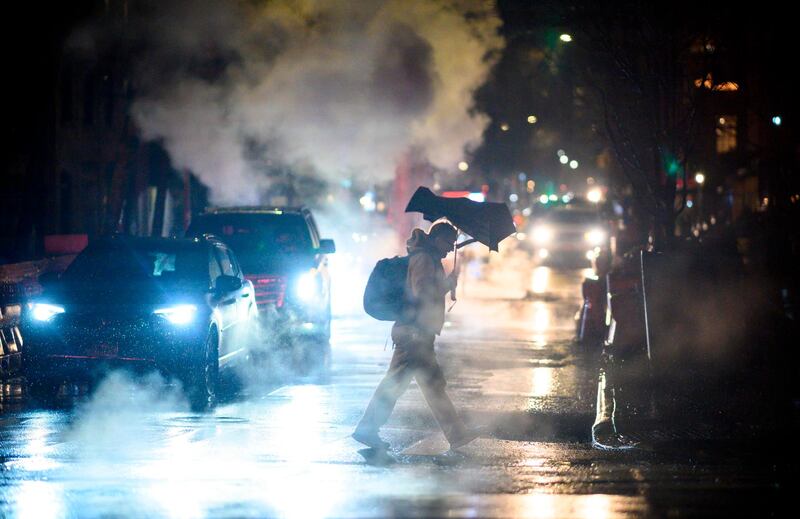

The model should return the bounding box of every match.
[353,222,479,450]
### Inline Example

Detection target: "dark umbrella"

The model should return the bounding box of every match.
[404,186,516,251]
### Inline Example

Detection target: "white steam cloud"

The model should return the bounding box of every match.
[125,0,504,204]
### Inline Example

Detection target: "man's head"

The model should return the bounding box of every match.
[428,222,458,258]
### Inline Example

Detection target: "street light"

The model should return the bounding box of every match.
[527,115,538,124]
[559,155,569,164]
[772,115,782,126]
[569,160,578,169]
[559,34,573,42]
[458,161,469,172]
[694,172,705,184]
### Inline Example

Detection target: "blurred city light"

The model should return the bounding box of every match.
[359,192,376,211]
[695,172,706,184]
[587,188,602,203]
[500,123,510,131]
[559,33,573,42]
[559,155,569,164]
[531,266,550,294]
[531,225,553,244]
[526,180,535,193]
[467,192,485,202]
[527,115,538,124]
[772,115,782,126]
[569,160,578,169]
[509,193,519,203]
[458,161,469,171]
[557,149,566,157]
[539,194,549,204]
[548,194,558,201]
[585,229,606,245]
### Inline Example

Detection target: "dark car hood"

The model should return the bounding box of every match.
[42,280,204,313]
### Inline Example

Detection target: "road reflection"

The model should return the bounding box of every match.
[531,367,554,397]
[14,480,66,519]
[515,493,647,518]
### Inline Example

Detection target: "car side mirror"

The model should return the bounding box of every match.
[215,274,243,293]
[318,239,336,254]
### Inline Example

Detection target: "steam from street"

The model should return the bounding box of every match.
[98,0,505,204]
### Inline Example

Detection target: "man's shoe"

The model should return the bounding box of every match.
[352,428,390,450]
[449,427,481,450]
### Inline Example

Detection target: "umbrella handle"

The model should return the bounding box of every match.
[449,243,458,305]
[456,238,478,249]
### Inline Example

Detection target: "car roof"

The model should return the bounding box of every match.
[201,206,309,216]
[92,234,218,249]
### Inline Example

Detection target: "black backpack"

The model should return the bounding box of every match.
[363,255,413,321]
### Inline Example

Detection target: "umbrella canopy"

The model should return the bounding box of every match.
[404,187,516,251]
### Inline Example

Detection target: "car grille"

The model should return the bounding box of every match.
[49,314,156,359]
[245,275,287,308]
[557,230,586,241]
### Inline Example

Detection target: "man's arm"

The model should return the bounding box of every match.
[408,254,441,302]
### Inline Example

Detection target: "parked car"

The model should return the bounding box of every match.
[526,206,609,266]
[187,207,335,364]
[22,235,256,409]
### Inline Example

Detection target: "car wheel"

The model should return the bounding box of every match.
[187,329,219,412]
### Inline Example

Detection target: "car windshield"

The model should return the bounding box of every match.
[190,214,313,256]
[63,241,207,286]
[545,210,600,225]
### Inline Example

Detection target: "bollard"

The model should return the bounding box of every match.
[592,250,651,447]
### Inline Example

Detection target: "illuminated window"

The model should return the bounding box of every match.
[713,82,739,92]
[715,115,737,154]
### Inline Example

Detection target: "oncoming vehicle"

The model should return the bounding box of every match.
[23,235,256,409]
[527,206,608,266]
[187,207,335,363]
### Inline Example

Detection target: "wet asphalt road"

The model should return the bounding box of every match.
[0,250,787,518]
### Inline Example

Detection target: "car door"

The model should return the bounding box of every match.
[211,245,239,350]
[213,244,251,362]
[226,247,254,323]
[304,212,331,304]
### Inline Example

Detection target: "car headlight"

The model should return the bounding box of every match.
[585,229,606,246]
[154,304,197,325]
[296,271,319,302]
[530,226,553,245]
[30,303,65,322]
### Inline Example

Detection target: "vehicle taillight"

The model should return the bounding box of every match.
[244,275,287,309]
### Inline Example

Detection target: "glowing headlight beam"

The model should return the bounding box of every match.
[154,304,197,325]
[530,226,554,245]
[31,303,65,322]
[585,229,606,246]
[296,271,318,302]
